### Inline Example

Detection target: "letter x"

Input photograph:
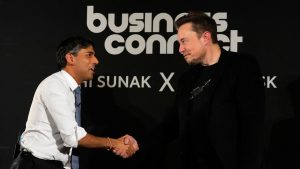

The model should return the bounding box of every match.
[159,72,174,92]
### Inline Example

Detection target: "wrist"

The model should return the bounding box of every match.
[106,137,113,151]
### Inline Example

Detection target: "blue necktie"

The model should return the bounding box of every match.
[74,87,81,126]
[72,87,81,169]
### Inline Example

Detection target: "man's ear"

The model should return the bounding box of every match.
[65,53,75,65]
[202,31,211,41]
[202,31,212,45]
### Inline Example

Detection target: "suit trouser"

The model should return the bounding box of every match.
[11,151,64,169]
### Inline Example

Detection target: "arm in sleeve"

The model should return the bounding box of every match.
[41,81,87,148]
[236,55,266,169]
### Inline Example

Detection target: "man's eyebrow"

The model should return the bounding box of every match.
[179,37,186,42]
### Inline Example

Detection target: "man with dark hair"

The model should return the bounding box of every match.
[14,36,139,169]
[154,11,266,169]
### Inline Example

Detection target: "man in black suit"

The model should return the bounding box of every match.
[153,11,266,169]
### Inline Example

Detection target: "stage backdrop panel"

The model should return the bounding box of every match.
[0,0,299,169]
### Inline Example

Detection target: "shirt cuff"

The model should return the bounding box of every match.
[62,126,87,148]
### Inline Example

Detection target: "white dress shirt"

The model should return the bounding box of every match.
[20,70,87,168]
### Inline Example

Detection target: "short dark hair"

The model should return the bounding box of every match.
[175,11,218,43]
[56,36,95,69]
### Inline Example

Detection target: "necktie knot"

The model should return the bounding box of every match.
[74,86,81,94]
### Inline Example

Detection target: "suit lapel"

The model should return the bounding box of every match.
[209,50,228,91]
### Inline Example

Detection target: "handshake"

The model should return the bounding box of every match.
[107,134,139,158]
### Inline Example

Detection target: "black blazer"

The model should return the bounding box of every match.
[163,49,266,169]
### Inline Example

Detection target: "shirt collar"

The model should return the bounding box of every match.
[60,70,80,91]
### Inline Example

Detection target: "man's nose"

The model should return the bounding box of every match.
[179,45,184,54]
[94,56,99,64]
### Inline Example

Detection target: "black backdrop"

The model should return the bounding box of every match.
[1,0,299,169]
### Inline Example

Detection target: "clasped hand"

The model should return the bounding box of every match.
[110,134,139,158]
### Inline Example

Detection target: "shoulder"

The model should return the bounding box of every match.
[37,72,69,93]
[41,72,66,84]
[222,51,263,83]
[222,50,257,63]
[221,50,260,70]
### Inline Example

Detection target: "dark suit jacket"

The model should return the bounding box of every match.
[161,49,266,169]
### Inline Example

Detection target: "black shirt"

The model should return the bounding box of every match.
[186,63,224,169]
